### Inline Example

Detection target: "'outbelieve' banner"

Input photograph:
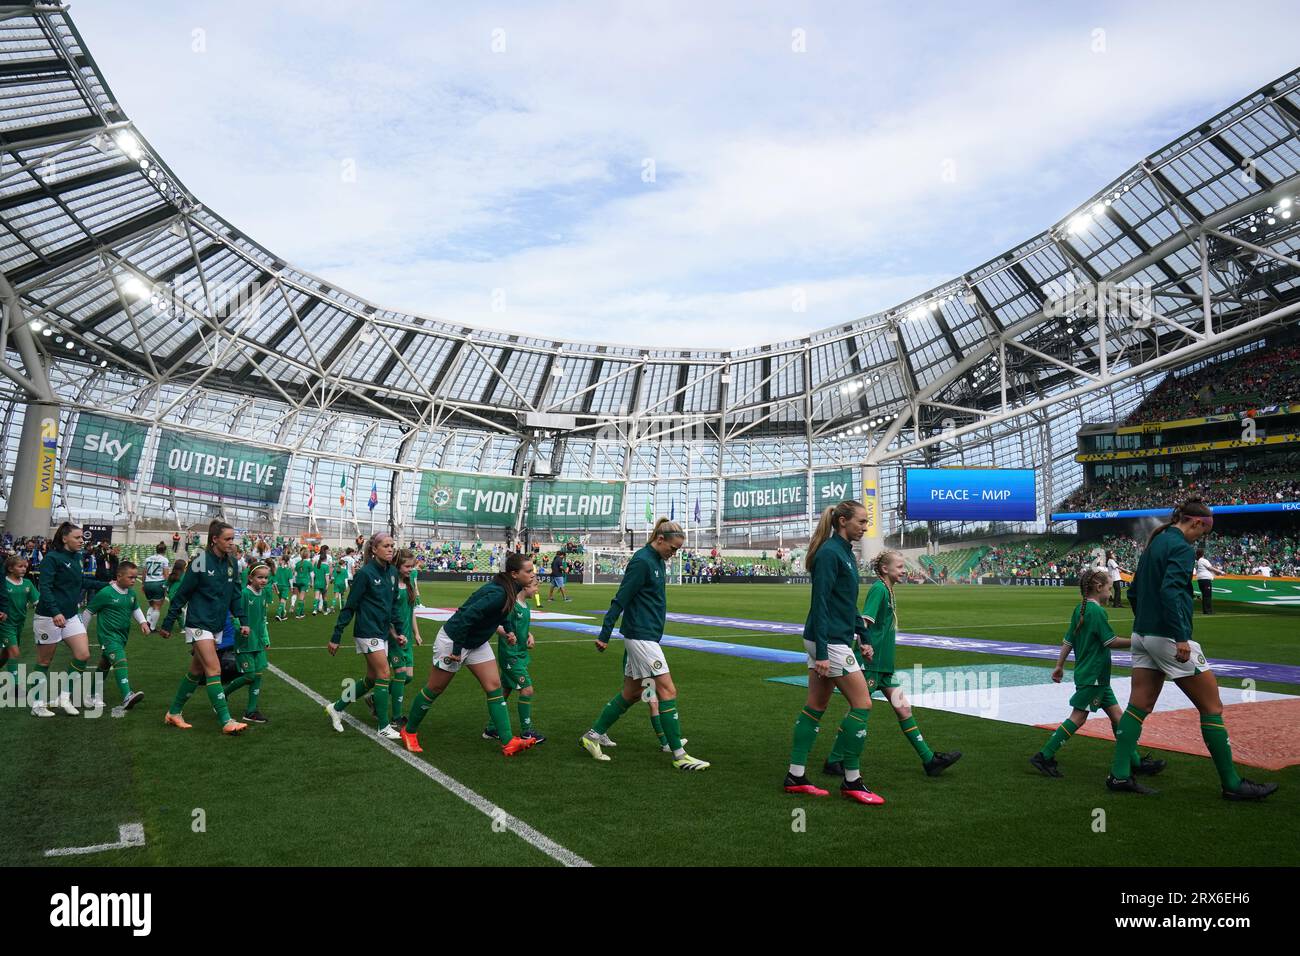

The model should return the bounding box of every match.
[150,429,289,507]
[723,468,854,522]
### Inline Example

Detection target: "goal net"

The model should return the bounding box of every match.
[583,548,684,585]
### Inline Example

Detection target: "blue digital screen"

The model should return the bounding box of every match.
[906,468,1037,521]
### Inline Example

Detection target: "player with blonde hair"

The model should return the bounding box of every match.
[824,549,961,778]
[578,518,709,770]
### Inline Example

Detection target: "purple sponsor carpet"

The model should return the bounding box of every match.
[661,612,1300,685]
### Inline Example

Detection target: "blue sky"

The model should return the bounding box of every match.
[75,1,1295,348]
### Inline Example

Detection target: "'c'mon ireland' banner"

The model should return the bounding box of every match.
[527,479,624,530]
[150,429,289,507]
[723,468,855,522]
[65,413,147,481]
[416,470,524,527]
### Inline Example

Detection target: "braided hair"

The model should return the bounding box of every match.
[1075,569,1111,638]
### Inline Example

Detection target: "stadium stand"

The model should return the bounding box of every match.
[1124,343,1300,425]
[1060,457,1300,512]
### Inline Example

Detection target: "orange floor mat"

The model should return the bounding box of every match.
[1036,698,1300,771]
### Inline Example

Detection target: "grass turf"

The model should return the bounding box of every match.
[2,583,1296,866]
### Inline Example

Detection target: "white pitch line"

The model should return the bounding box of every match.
[45,822,145,858]
[266,663,591,868]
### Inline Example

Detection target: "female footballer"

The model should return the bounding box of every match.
[141,541,171,631]
[326,533,405,739]
[274,554,293,621]
[784,501,883,805]
[823,549,961,778]
[31,522,99,717]
[292,547,312,618]
[1107,497,1276,799]
[578,518,710,771]
[311,545,331,616]
[385,549,423,727]
[482,576,545,744]
[399,552,539,757]
[158,520,249,735]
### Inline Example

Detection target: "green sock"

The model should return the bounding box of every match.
[789,705,826,768]
[650,712,668,748]
[390,675,407,725]
[487,691,513,741]
[66,657,87,698]
[517,692,533,733]
[223,674,252,696]
[658,698,683,753]
[831,707,871,770]
[899,715,935,764]
[169,672,202,714]
[1041,718,1079,758]
[204,675,233,724]
[1108,721,1144,771]
[33,663,50,705]
[372,678,391,731]
[246,674,262,713]
[112,659,132,701]
[593,693,634,734]
[1200,714,1243,792]
[1109,704,1148,779]
[405,687,440,733]
[333,676,373,712]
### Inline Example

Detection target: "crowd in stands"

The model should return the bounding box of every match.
[972,539,1073,579]
[1061,457,1300,513]
[1125,343,1300,426]
[972,532,1299,579]
[0,533,47,572]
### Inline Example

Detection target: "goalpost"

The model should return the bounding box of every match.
[583,548,684,585]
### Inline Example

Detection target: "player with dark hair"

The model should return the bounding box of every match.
[399,551,539,757]
[1107,498,1276,800]
[159,520,249,735]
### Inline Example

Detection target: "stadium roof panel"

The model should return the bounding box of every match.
[1,5,1298,446]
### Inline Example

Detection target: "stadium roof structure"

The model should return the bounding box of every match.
[1,3,1299,537]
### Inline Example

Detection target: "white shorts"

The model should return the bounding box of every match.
[33,614,87,645]
[355,635,388,656]
[804,639,861,678]
[1130,633,1209,679]
[623,639,669,679]
[432,634,494,672]
[185,627,219,644]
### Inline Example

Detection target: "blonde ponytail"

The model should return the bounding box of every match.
[646,518,685,546]
[806,500,862,571]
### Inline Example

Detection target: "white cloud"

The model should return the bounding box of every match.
[73,1,1291,349]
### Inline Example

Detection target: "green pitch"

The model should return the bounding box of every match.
[3,584,1296,866]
